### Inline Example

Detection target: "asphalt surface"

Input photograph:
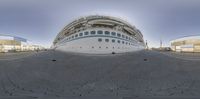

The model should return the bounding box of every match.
[0,50,200,99]
[0,52,36,60]
[160,51,200,61]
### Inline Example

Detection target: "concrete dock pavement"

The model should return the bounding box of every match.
[159,51,200,61]
[0,51,42,61]
[0,50,200,99]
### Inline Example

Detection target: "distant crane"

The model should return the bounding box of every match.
[160,39,163,50]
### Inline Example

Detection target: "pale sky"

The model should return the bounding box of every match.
[0,0,200,48]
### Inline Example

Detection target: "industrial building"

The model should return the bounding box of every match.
[0,34,44,52]
[53,15,145,54]
[170,36,200,52]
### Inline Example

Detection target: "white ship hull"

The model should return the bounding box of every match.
[53,15,145,54]
[55,29,145,54]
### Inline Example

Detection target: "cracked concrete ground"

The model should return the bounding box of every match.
[0,50,200,99]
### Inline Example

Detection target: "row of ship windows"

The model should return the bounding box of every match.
[97,38,136,46]
[64,30,136,42]
[68,46,133,49]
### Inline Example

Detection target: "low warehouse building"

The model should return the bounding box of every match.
[0,34,43,52]
[170,36,200,52]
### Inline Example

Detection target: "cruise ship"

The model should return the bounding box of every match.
[53,15,145,54]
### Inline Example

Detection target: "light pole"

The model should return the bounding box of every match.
[145,40,148,50]
[160,39,162,50]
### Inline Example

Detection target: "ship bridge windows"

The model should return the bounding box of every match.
[91,31,96,35]
[97,30,103,34]
[61,30,140,45]
[126,36,128,39]
[111,32,116,36]
[117,33,121,37]
[84,31,89,35]
[122,35,125,38]
[105,31,110,35]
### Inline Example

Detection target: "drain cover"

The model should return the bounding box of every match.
[112,52,116,54]
[52,59,56,62]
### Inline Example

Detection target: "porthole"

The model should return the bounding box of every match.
[122,41,125,44]
[75,34,78,37]
[118,40,120,43]
[112,39,115,43]
[105,39,109,42]
[79,33,83,36]
[91,31,96,35]
[99,46,101,49]
[92,46,94,49]
[106,47,108,49]
[98,38,102,42]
